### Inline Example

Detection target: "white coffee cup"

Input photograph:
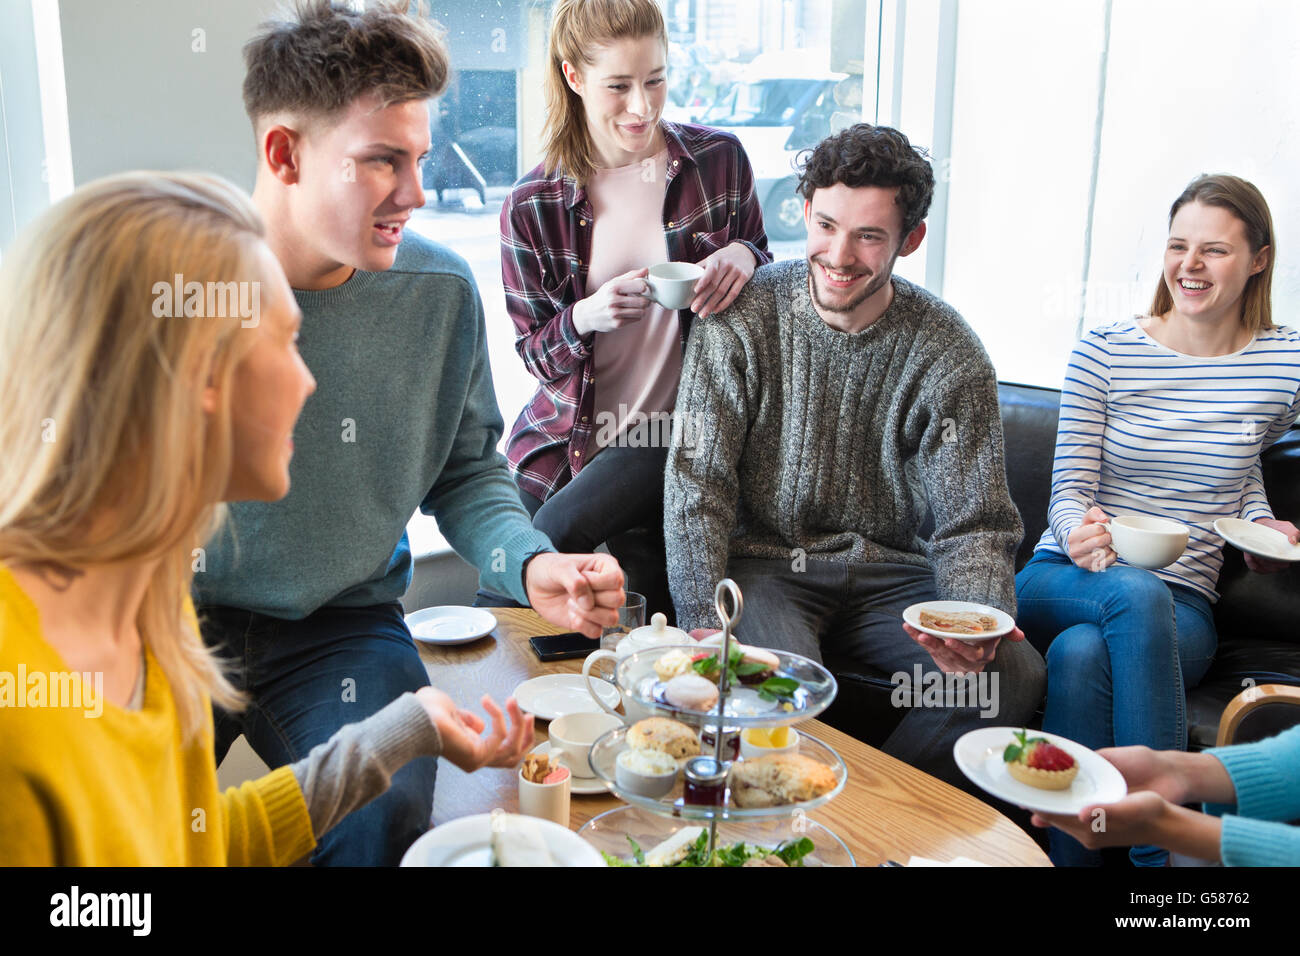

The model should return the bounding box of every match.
[644,261,705,310]
[1103,514,1190,570]
[548,712,621,779]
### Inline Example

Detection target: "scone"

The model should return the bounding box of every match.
[1002,729,1079,790]
[729,753,836,808]
[627,717,701,762]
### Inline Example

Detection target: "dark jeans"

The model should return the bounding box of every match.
[480,445,675,624]
[726,556,1047,793]
[200,601,436,867]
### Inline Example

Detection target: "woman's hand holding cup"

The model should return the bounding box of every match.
[572,268,651,336]
[1068,505,1115,572]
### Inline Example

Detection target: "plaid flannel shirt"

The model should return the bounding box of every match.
[500,122,772,501]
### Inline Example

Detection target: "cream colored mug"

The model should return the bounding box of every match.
[1102,514,1189,570]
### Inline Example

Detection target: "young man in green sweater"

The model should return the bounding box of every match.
[195,1,624,866]
[664,125,1045,789]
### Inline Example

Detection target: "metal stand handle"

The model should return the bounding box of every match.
[706,579,744,854]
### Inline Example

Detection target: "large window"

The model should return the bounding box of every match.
[408,0,856,554]
[409,0,1300,554]
[938,0,1300,388]
[5,1,1292,556]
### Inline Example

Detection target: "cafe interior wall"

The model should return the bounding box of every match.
[0,1,46,255]
[57,0,273,191]
[1083,1,1300,350]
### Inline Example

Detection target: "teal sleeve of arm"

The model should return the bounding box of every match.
[1202,725,1300,822]
[420,286,555,605]
[1202,726,1300,865]
[1217,815,1300,866]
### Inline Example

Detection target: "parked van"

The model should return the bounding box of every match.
[699,51,845,241]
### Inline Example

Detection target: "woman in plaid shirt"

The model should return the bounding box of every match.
[496,0,771,622]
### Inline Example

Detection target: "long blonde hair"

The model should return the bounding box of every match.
[0,171,267,740]
[1149,173,1276,335]
[542,0,667,185]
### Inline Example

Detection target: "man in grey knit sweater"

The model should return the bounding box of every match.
[665,126,1045,788]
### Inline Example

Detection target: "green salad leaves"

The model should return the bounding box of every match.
[601,833,817,867]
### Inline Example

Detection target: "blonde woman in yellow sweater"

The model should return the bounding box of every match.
[0,171,533,865]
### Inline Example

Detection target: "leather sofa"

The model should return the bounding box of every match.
[822,382,1300,751]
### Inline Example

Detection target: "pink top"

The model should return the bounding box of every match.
[584,148,682,457]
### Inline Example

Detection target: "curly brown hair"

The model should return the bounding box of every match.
[796,124,934,238]
[242,0,449,136]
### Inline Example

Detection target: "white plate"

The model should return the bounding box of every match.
[400,813,605,867]
[952,727,1127,815]
[1214,518,1300,563]
[514,673,620,721]
[529,741,609,795]
[405,606,497,645]
[902,601,1015,641]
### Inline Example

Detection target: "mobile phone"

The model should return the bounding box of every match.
[528,632,597,662]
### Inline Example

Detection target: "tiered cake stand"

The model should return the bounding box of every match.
[578,580,856,866]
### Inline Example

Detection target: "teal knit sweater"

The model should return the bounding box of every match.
[1204,724,1300,866]
[195,232,553,618]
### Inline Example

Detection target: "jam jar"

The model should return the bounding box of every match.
[682,756,729,806]
[699,725,741,762]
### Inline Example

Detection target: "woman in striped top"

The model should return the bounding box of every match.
[1015,174,1300,867]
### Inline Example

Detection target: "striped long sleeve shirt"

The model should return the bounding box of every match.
[1034,317,1300,599]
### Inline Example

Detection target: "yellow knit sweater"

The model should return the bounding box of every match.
[0,567,315,865]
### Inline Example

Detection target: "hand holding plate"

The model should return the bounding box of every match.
[1243,517,1300,573]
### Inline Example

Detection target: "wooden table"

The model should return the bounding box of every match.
[419,608,1050,866]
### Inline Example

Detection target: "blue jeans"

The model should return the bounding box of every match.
[199,602,436,867]
[1014,550,1217,867]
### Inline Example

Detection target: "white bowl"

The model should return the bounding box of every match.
[615,749,678,798]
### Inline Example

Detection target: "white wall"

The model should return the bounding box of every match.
[0,0,52,250]
[1084,0,1300,335]
[937,0,1300,389]
[58,0,274,191]
[941,0,1107,388]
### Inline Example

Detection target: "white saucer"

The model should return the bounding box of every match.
[405,606,497,645]
[400,813,604,867]
[529,741,609,795]
[1214,518,1300,563]
[952,727,1127,815]
[514,673,620,721]
[902,600,1015,641]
